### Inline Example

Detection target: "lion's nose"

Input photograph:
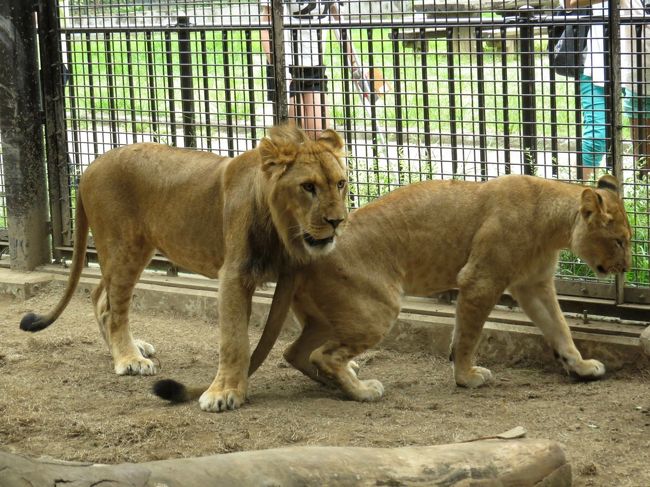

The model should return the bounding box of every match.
[325,217,344,229]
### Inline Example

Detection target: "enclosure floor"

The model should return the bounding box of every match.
[0,287,649,487]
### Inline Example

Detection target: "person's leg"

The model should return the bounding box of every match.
[623,90,650,179]
[300,91,327,139]
[579,74,607,182]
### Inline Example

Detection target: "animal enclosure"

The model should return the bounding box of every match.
[0,0,649,308]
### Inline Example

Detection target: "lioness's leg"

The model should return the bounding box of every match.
[283,317,339,387]
[99,246,157,376]
[199,271,254,412]
[309,332,385,402]
[510,280,605,380]
[452,282,504,388]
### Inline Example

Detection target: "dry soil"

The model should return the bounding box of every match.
[0,285,649,486]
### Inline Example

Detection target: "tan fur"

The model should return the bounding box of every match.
[259,174,632,403]
[22,124,348,412]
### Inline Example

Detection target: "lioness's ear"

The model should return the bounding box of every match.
[580,188,605,222]
[596,174,620,195]
[317,129,345,156]
[258,137,298,174]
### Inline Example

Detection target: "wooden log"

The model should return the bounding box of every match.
[0,439,570,487]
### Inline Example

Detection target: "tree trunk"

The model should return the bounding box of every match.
[0,439,570,487]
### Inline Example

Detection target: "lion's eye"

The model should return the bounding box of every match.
[337,179,346,189]
[302,182,316,194]
[616,239,625,249]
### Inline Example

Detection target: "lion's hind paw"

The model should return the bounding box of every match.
[455,366,493,388]
[351,379,384,402]
[570,359,606,381]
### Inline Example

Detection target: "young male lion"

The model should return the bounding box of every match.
[156,174,631,407]
[20,124,348,412]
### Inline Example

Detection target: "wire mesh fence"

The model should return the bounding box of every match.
[1,0,648,301]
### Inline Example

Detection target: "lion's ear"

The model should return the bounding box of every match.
[317,129,345,156]
[580,187,606,223]
[596,174,620,195]
[258,137,298,174]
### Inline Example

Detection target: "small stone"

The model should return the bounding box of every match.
[640,325,650,356]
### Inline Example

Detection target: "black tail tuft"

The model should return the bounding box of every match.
[20,313,53,332]
[153,379,189,403]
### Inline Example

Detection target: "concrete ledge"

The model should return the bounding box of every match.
[1,267,648,370]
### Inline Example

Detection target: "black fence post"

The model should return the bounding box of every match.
[38,0,71,255]
[178,16,196,148]
[0,0,51,270]
[270,0,288,124]
[518,6,537,175]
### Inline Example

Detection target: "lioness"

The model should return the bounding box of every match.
[156,174,631,405]
[20,124,348,412]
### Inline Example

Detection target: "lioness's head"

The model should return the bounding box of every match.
[259,124,348,262]
[572,175,632,276]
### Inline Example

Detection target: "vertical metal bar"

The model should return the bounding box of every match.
[125,32,138,142]
[245,30,257,143]
[104,32,119,147]
[420,29,432,177]
[446,28,459,176]
[0,0,50,269]
[222,30,235,156]
[607,0,624,304]
[547,26,559,178]
[475,27,488,180]
[145,32,160,143]
[518,6,537,176]
[177,16,195,148]
[85,33,99,156]
[270,0,288,123]
[576,82,584,179]
[200,31,212,150]
[338,27,358,209]
[38,0,71,253]
[390,29,405,185]
[164,31,177,146]
[500,27,512,175]
[65,32,82,183]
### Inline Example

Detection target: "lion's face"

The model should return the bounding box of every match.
[259,126,348,262]
[572,176,632,276]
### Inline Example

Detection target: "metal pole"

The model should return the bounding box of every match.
[518,6,537,176]
[0,0,51,270]
[178,16,196,148]
[38,0,71,256]
[270,0,288,124]
[607,0,625,304]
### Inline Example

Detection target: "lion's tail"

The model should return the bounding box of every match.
[20,195,89,333]
[152,379,206,403]
[248,271,296,376]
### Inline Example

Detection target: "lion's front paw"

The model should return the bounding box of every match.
[134,339,156,358]
[570,359,606,381]
[114,356,157,376]
[455,366,492,388]
[199,387,246,412]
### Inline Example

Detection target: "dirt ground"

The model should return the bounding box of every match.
[1,285,649,487]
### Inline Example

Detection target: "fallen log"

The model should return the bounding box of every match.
[0,438,571,487]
